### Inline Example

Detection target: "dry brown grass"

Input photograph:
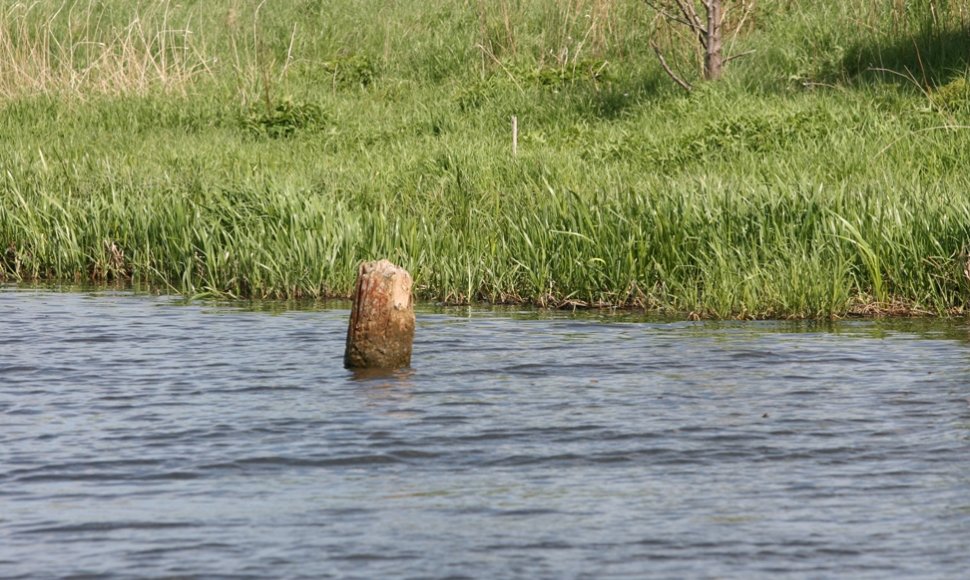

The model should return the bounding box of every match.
[0,1,211,98]
[474,0,634,67]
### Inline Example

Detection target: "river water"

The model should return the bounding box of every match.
[1,287,968,578]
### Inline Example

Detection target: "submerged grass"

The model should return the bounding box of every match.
[2,0,970,318]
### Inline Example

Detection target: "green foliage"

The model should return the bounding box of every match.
[524,60,611,87]
[645,108,833,169]
[931,77,970,113]
[242,98,326,139]
[3,0,970,317]
[320,54,378,89]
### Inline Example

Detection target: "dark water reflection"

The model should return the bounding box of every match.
[1,287,969,578]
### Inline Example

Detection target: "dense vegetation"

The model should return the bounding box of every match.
[2,0,970,317]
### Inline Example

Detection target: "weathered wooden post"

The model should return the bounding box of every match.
[344,259,415,369]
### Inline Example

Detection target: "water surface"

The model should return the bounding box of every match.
[1,287,969,578]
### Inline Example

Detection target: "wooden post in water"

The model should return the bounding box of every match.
[344,259,415,369]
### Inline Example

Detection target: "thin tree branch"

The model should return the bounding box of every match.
[643,1,694,29]
[651,40,693,92]
[723,49,755,64]
[675,0,704,31]
[727,0,755,55]
[474,43,525,94]
[674,0,709,50]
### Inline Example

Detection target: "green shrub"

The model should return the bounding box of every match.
[242,98,326,139]
[931,77,970,113]
[321,54,377,88]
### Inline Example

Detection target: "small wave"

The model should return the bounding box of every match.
[61,334,124,344]
[482,541,574,551]
[3,407,44,416]
[484,453,585,467]
[331,552,420,562]
[11,471,202,483]
[493,508,561,517]
[212,385,310,394]
[20,521,198,535]
[0,365,39,373]
[200,454,405,470]
[131,542,234,557]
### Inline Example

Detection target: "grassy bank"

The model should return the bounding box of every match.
[2,0,970,318]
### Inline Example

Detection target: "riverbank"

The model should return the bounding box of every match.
[2,0,970,318]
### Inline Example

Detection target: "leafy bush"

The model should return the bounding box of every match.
[526,59,610,87]
[242,97,326,139]
[321,54,377,88]
[931,77,970,113]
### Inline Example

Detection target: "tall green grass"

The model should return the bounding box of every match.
[2,0,970,317]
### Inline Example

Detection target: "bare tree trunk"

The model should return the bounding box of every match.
[703,0,723,81]
[647,0,740,90]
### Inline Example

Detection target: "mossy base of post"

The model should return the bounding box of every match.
[344,259,415,369]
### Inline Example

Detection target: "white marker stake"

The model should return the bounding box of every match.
[512,115,518,157]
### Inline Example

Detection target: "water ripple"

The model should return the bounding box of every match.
[0,287,968,579]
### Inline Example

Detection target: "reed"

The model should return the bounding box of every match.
[0,1,212,98]
[2,0,970,318]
